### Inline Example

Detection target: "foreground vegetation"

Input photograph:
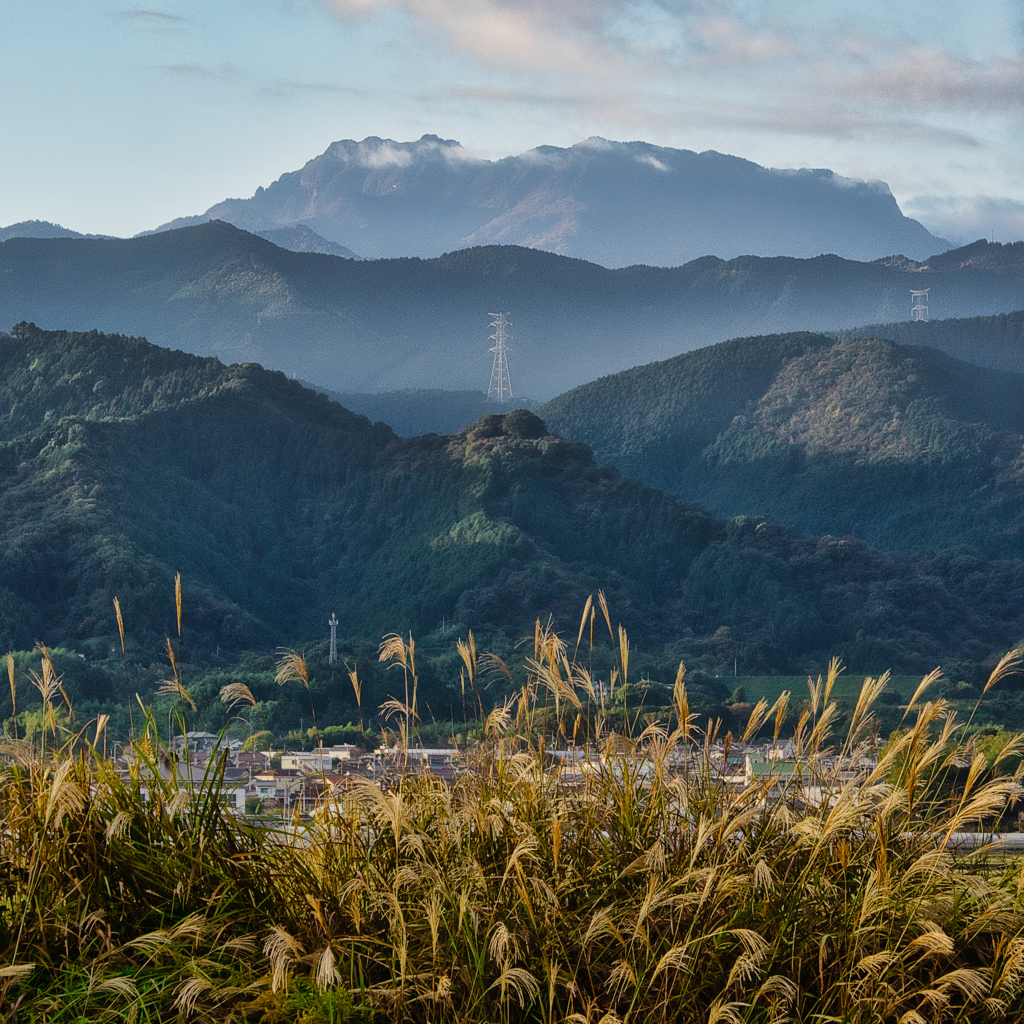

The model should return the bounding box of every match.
[3,610,1024,1023]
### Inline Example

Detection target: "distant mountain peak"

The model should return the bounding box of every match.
[163,134,948,267]
[253,223,360,259]
[0,220,112,241]
[323,134,479,168]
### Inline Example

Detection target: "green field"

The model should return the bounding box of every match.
[723,672,922,705]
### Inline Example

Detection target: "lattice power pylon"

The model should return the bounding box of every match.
[910,289,929,322]
[487,312,513,402]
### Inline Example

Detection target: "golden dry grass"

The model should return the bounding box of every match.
[0,618,1023,1022]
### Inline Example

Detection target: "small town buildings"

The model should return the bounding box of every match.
[280,751,335,772]
[250,768,304,809]
[136,762,248,812]
[325,744,360,761]
[236,750,271,772]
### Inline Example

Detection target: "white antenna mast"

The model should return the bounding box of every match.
[487,312,513,402]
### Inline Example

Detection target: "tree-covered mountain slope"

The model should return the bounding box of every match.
[1,327,1023,678]
[834,307,1024,376]
[2,224,1023,399]
[541,332,1024,556]
[0,325,715,658]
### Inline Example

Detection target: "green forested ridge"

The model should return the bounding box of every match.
[834,308,1024,375]
[1,323,251,438]
[541,331,834,481]
[2,326,1024,739]
[541,331,1024,556]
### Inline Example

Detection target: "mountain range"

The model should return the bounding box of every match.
[540,330,1024,558]
[3,223,1022,399]
[0,218,359,258]
[1,324,1023,683]
[154,135,947,267]
[4,132,1023,725]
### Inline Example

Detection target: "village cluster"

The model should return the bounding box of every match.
[116,732,887,818]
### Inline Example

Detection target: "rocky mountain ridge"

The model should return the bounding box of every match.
[154,134,948,267]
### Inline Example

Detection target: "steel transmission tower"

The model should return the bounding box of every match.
[910,289,929,321]
[487,313,513,402]
[328,613,338,665]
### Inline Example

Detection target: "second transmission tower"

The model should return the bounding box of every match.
[487,312,513,402]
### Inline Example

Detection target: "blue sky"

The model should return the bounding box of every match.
[2,0,1023,245]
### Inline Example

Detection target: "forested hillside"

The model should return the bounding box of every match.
[835,308,1024,375]
[541,332,1024,556]
[3,224,1024,398]
[3,327,1024,697]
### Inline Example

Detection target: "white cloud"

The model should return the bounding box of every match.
[842,48,1024,113]
[355,141,414,167]
[116,9,187,24]
[318,0,1024,127]
[903,194,1024,245]
[322,0,625,73]
[318,0,816,78]
[636,154,669,170]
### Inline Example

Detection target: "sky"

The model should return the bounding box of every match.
[2,0,1023,245]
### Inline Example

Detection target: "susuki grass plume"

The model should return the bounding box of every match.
[6,652,14,735]
[276,648,322,752]
[1,598,1024,1023]
[347,664,364,735]
[379,633,419,754]
[113,595,135,737]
